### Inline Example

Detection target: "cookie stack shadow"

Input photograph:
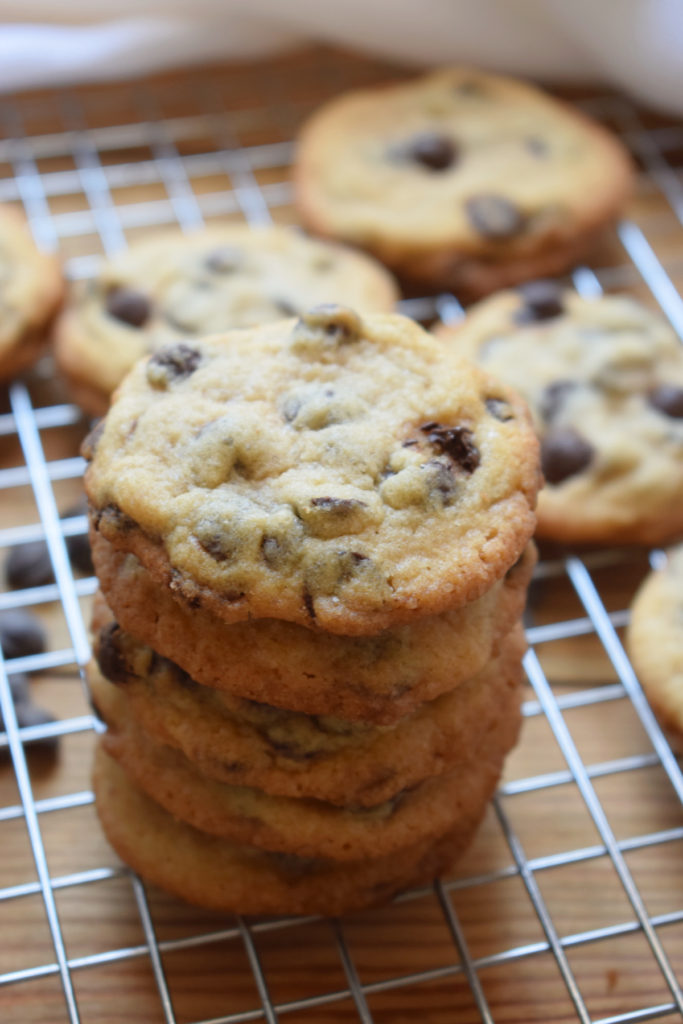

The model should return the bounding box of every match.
[83,309,541,917]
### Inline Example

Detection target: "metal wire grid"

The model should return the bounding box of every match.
[0,51,681,1024]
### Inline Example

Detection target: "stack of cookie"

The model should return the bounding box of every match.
[84,305,541,916]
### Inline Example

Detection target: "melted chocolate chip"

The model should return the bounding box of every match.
[147,343,201,384]
[197,532,235,563]
[0,610,47,660]
[420,423,480,472]
[465,195,525,240]
[292,305,362,346]
[485,397,514,422]
[105,287,151,328]
[303,588,316,620]
[648,384,683,419]
[425,459,457,502]
[337,550,369,583]
[205,246,242,273]
[541,428,594,485]
[408,132,457,171]
[514,280,564,324]
[95,623,131,685]
[80,419,104,461]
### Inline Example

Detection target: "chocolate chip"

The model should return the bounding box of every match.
[337,550,369,583]
[514,280,565,324]
[94,503,136,534]
[196,529,235,563]
[465,195,525,240]
[147,343,201,388]
[420,423,480,472]
[273,298,299,317]
[14,702,59,754]
[303,588,316,620]
[408,132,457,171]
[485,397,514,422]
[80,419,104,461]
[541,428,594,485]
[648,384,683,419]
[525,136,549,158]
[539,380,577,422]
[105,287,151,328]
[310,496,368,514]
[5,541,54,590]
[0,610,46,660]
[205,246,242,273]
[291,305,363,347]
[95,623,130,685]
[8,673,30,705]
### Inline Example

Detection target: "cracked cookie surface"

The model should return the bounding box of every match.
[84,308,540,634]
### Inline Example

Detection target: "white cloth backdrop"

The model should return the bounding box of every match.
[0,0,681,112]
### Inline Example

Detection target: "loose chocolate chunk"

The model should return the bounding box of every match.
[9,673,30,705]
[541,428,594,485]
[147,343,201,386]
[0,610,46,660]
[204,246,242,273]
[514,280,564,324]
[63,497,93,575]
[5,541,53,590]
[538,379,577,422]
[105,286,151,328]
[13,702,59,754]
[465,195,525,240]
[408,132,458,171]
[420,422,480,472]
[648,384,683,419]
[485,397,514,422]
[80,419,104,461]
[95,623,131,685]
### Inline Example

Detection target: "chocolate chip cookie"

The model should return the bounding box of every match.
[90,599,526,805]
[55,225,398,414]
[0,206,63,381]
[93,746,495,916]
[84,307,540,634]
[295,67,634,296]
[438,287,683,545]
[91,534,534,723]
[627,545,683,743]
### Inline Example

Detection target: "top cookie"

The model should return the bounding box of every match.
[54,225,399,414]
[0,205,64,381]
[84,306,540,634]
[438,285,683,545]
[295,67,634,296]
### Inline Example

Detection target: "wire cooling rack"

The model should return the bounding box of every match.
[0,46,682,1024]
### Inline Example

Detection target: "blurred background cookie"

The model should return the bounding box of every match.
[295,67,634,297]
[437,286,683,545]
[55,224,399,414]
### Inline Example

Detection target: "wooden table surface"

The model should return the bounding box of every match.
[0,47,681,1024]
